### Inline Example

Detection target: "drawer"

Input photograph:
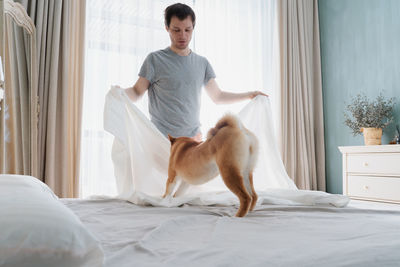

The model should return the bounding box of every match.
[347,153,400,175]
[347,175,400,202]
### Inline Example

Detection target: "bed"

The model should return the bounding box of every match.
[90,88,400,266]
[2,174,400,267]
[62,197,400,267]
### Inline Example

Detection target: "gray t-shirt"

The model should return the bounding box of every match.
[139,47,216,138]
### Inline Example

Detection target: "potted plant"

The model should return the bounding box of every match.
[344,93,395,145]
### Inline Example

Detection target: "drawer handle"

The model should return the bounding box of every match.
[363,162,369,167]
[363,185,369,190]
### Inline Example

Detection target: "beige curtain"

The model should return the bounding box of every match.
[277,0,325,191]
[18,0,86,197]
[0,15,31,174]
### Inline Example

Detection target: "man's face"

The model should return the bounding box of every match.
[166,16,194,50]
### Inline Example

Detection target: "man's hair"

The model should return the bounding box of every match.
[164,3,196,28]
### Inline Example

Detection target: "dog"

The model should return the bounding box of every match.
[163,114,259,217]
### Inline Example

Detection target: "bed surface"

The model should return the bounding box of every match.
[62,198,400,267]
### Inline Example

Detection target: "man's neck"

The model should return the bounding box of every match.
[170,45,191,56]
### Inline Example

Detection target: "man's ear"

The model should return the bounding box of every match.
[168,134,176,144]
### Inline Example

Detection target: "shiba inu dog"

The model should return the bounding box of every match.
[163,114,259,217]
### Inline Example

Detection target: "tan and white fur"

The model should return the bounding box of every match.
[163,114,259,217]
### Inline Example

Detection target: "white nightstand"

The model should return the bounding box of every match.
[338,145,400,204]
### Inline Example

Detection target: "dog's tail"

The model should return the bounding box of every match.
[207,114,241,140]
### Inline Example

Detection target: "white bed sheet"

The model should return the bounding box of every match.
[103,86,349,208]
[62,199,400,267]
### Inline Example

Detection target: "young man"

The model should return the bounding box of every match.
[124,3,267,141]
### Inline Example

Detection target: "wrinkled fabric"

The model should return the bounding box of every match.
[63,198,400,267]
[104,86,348,207]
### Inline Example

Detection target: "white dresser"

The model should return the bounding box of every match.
[338,145,400,204]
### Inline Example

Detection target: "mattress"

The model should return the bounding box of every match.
[62,198,400,267]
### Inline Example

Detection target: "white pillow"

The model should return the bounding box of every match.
[0,174,104,267]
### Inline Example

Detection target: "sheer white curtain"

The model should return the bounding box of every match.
[195,0,278,133]
[80,0,278,197]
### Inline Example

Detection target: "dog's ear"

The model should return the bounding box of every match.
[168,134,176,144]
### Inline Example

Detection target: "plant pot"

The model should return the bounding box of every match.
[361,127,382,145]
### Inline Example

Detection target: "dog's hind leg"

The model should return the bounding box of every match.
[219,165,252,217]
[163,170,177,198]
[248,172,258,211]
[242,170,258,211]
[247,141,259,211]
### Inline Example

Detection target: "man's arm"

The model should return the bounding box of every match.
[124,77,150,102]
[204,78,268,105]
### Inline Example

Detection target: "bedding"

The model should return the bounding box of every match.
[104,86,297,197]
[62,198,400,267]
[103,87,348,208]
[0,175,104,267]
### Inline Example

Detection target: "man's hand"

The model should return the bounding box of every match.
[205,78,268,104]
[112,85,136,101]
[248,91,268,99]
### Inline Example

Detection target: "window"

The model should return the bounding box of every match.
[80,0,277,197]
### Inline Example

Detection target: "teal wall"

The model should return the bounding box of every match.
[319,0,400,194]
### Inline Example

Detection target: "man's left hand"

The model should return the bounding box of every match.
[248,91,268,99]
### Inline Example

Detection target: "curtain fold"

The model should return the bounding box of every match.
[277,0,325,191]
[1,13,31,174]
[17,0,86,197]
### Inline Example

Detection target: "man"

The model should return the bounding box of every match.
[124,3,267,141]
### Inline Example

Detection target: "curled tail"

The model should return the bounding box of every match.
[207,114,241,140]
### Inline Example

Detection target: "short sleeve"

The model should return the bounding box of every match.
[204,58,216,85]
[139,53,155,84]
